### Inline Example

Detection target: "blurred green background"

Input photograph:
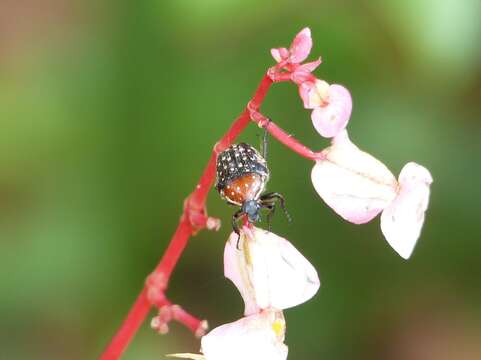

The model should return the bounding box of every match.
[1,0,480,359]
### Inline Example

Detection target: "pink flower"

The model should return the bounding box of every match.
[311,131,432,259]
[169,309,288,360]
[299,80,352,138]
[224,226,320,316]
[271,27,312,64]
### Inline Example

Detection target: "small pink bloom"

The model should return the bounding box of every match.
[271,27,312,64]
[311,131,398,224]
[311,84,352,138]
[381,162,433,259]
[224,226,320,316]
[299,80,352,138]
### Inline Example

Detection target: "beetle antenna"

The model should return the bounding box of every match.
[261,118,271,160]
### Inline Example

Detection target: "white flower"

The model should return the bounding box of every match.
[311,130,432,259]
[168,309,288,360]
[224,226,320,316]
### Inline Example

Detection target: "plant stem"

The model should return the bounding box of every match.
[99,70,322,359]
[99,74,273,360]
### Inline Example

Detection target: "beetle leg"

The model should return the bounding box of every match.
[264,203,275,232]
[232,209,244,250]
[260,192,292,223]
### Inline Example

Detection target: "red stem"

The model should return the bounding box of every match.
[99,70,321,359]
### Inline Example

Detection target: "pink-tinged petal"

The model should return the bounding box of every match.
[289,27,312,63]
[297,57,322,72]
[224,227,320,316]
[270,47,289,63]
[298,81,316,109]
[311,131,398,224]
[381,162,433,259]
[201,310,288,360]
[298,79,329,109]
[311,84,352,138]
[291,70,313,85]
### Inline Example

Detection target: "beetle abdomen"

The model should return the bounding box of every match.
[220,173,265,205]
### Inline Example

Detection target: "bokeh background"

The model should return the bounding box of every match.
[1,0,481,359]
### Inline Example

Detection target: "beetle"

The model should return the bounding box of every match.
[215,141,290,241]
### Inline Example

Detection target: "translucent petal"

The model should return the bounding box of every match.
[289,27,312,63]
[224,227,320,316]
[298,80,329,109]
[271,47,289,63]
[201,310,288,360]
[297,58,322,72]
[311,84,352,138]
[381,162,433,259]
[166,354,206,360]
[311,131,398,224]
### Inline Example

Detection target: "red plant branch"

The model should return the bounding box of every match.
[99,69,321,359]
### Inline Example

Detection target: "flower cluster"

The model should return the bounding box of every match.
[168,27,432,360]
[271,28,432,259]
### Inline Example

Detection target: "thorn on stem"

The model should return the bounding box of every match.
[151,315,170,334]
[195,320,209,338]
[145,272,167,306]
[206,217,221,231]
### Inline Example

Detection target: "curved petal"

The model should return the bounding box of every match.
[311,84,352,138]
[298,81,316,109]
[381,162,433,259]
[297,57,322,72]
[289,27,312,63]
[201,310,288,360]
[224,227,320,316]
[271,47,289,63]
[298,79,329,109]
[311,131,398,224]
[224,231,260,316]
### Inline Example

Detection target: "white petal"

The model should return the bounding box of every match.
[201,310,288,360]
[311,131,398,224]
[381,162,433,259]
[224,231,260,316]
[167,354,206,360]
[224,227,320,315]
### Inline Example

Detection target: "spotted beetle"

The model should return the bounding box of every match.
[215,142,290,240]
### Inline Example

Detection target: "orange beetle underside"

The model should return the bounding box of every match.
[221,173,264,205]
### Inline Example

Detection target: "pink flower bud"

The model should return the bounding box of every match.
[381,162,433,259]
[271,27,312,64]
[289,27,312,64]
[224,226,320,316]
[311,84,352,138]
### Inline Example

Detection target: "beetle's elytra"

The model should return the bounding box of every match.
[215,142,290,242]
[215,143,269,205]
